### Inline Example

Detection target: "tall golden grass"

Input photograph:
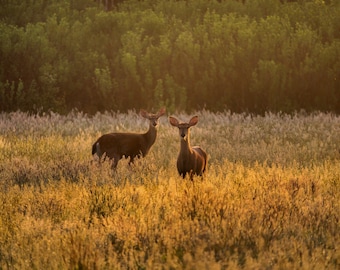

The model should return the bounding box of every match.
[0,111,339,269]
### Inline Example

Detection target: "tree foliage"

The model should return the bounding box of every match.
[0,0,339,113]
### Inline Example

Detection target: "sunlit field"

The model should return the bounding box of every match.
[0,111,339,269]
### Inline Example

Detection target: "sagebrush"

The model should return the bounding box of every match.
[0,111,339,269]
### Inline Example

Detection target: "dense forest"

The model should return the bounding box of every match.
[0,0,339,114]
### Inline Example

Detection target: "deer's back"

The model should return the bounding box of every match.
[97,132,145,159]
[192,146,207,173]
[192,147,207,162]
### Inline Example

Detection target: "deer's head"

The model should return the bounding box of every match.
[169,116,198,141]
[140,108,166,127]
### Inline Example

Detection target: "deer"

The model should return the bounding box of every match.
[92,108,166,169]
[169,115,208,180]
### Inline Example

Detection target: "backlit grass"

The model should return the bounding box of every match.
[0,111,339,269]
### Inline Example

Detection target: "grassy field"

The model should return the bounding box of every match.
[0,110,339,269]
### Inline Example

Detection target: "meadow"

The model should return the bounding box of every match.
[0,110,339,269]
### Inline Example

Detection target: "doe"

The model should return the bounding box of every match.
[92,108,166,169]
[169,115,207,180]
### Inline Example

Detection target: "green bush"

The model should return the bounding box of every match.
[0,0,339,113]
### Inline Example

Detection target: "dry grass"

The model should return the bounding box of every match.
[0,111,339,269]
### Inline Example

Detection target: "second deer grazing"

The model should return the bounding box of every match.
[169,115,207,180]
[92,108,166,169]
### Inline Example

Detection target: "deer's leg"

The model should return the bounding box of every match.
[111,160,118,170]
[190,171,195,181]
[128,156,135,166]
[111,154,121,170]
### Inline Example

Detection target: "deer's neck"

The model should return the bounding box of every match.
[144,124,157,147]
[180,138,193,157]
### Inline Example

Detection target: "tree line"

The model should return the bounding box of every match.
[0,0,339,114]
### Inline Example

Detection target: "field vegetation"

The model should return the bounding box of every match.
[0,111,339,269]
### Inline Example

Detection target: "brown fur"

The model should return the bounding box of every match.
[169,115,207,180]
[92,108,166,169]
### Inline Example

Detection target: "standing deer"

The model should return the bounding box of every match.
[169,115,207,180]
[92,108,166,169]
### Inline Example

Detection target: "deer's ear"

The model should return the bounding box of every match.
[189,116,199,127]
[169,116,179,127]
[140,109,149,118]
[157,107,166,117]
